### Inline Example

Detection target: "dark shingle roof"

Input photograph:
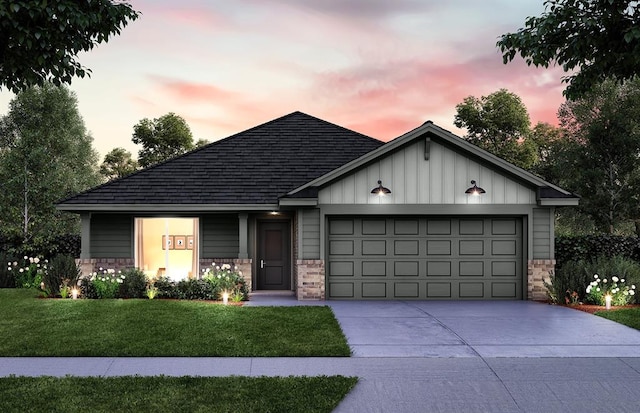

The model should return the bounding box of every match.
[59,112,384,206]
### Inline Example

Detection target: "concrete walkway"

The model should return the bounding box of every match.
[3,296,640,412]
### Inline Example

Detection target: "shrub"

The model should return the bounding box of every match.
[202,263,249,301]
[585,274,636,305]
[43,255,80,297]
[7,256,47,289]
[79,278,98,299]
[547,256,640,304]
[154,277,178,299]
[176,279,214,300]
[118,268,146,299]
[91,269,125,299]
[544,260,591,304]
[555,236,640,269]
[0,252,17,288]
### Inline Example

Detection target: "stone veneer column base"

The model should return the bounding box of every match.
[75,258,135,276]
[528,259,555,301]
[199,258,253,291]
[296,259,325,300]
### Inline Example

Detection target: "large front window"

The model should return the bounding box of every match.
[135,217,198,280]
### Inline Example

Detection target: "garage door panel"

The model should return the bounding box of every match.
[362,261,386,276]
[459,282,484,298]
[427,220,451,234]
[395,219,420,235]
[460,261,484,276]
[492,261,517,276]
[459,240,484,255]
[427,282,452,298]
[394,282,419,298]
[330,282,354,298]
[330,240,353,255]
[395,261,419,276]
[492,282,517,298]
[327,217,522,300]
[362,240,386,255]
[459,219,484,235]
[362,282,386,298]
[330,220,354,235]
[492,219,517,235]
[329,261,354,276]
[427,261,451,276]
[427,240,451,255]
[492,240,517,255]
[362,219,386,235]
[395,240,419,255]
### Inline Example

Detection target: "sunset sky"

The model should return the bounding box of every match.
[0,0,568,158]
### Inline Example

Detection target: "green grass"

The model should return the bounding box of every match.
[0,375,358,413]
[0,289,350,357]
[595,307,640,330]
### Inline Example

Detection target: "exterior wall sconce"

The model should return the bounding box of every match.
[465,180,486,196]
[371,180,391,196]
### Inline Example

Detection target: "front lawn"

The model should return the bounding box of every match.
[0,289,350,357]
[0,375,357,413]
[595,307,640,330]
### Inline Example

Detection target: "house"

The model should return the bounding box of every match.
[57,111,578,300]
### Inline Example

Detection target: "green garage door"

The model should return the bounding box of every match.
[327,217,523,300]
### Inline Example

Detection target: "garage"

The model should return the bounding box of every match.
[327,216,523,300]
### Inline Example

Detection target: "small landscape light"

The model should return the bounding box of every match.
[71,288,79,300]
[222,291,229,305]
[605,294,612,310]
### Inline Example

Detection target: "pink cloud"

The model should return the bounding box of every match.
[151,76,236,102]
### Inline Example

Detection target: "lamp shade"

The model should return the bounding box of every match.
[371,180,391,196]
[465,180,485,195]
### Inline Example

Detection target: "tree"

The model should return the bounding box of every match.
[497,0,640,99]
[0,84,100,245]
[132,113,195,168]
[0,1,139,93]
[554,78,640,233]
[454,89,538,169]
[100,147,138,181]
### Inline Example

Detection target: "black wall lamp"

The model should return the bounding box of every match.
[465,180,486,196]
[371,180,391,196]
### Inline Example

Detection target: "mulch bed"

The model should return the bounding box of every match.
[562,303,640,314]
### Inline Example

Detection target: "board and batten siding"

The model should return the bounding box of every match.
[532,207,554,260]
[90,214,133,258]
[318,139,536,205]
[201,214,239,258]
[300,208,321,259]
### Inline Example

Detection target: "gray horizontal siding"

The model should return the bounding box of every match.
[201,214,239,258]
[532,208,552,259]
[90,214,133,258]
[301,208,320,259]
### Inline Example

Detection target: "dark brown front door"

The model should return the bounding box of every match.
[257,220,291,290]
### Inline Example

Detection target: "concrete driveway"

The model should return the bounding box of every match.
[326,300,640,357]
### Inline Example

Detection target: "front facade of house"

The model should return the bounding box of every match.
[58,112,578,300]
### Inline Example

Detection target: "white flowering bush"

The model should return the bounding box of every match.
[7,256,47,289]
[202,262,249,301]
[586,274,636,306]
[90,268,125,299]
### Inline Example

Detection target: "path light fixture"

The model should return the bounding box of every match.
[465,180,486,196]
[371,180,391,197]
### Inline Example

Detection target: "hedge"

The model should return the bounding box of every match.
[555,235,640,269]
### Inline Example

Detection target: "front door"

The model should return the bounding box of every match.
[257,220,291,290]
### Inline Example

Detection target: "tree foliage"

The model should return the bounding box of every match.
[454,89,538,169]
[497,0,640,99]
[132,113,195,168]
[0,1,139,93]
[0,84,100,245]
[100,147,138,181]
[553,78,640,233]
